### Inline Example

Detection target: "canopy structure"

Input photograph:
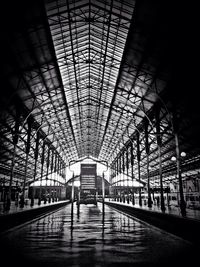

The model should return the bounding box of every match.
[0,0,199,191]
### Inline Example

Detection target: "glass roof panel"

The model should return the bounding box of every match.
[46,0,135,159]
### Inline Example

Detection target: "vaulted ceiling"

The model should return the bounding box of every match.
[0,0,199,186]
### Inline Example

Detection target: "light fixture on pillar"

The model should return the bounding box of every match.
[171,156,176,161]
[171,151,186,162]
[180,151,186,158]
[170,151,187,216]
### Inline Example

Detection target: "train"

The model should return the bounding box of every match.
[167,192,200,209]
[79,188,97,205]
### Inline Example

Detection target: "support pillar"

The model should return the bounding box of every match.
[38,141,45,205]
[144,119,152,208]
[44,147,50,204]
[119,156,122,202]
[172,113,186,216]
[71,173,74,222]
[175,132,186,216]
[116,158,119,201]
[122,151,125,203]
[53,153,58,202]
[21,119,32,208]
[102,172,105,216]
[50,150,54,202]
[126,148,129,204]
[155,105,165,212]
[6,111,20,211]
[131,141,135,205]
[31,132,39,206]
[136,132,142,206]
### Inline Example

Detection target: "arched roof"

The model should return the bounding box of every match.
[0,0,199,187]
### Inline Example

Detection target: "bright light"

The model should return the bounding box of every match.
[113,174,143,188]
[171,156,176,161]
[171,152,186,161]
[132,180,143,187]
[66,158,109,182]
[68,180,80,187]
[180,151,186,157]
[31,172,65,186]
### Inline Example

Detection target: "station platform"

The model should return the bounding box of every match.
[105,199,200,246]
[106,198,200,221]
[0,199,70,233]
[0,199,69,215]
[1,197,200,220]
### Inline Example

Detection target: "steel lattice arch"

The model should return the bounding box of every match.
[0,0,199,214]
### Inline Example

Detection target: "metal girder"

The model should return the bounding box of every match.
[0,0,200,196]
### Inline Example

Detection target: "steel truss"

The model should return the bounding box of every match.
[0,0,199,214]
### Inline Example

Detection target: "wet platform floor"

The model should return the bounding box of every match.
[0,203,198,267]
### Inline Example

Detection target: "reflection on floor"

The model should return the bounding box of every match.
[0,203,198,267]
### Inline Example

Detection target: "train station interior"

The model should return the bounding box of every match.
[0,0,199,266]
